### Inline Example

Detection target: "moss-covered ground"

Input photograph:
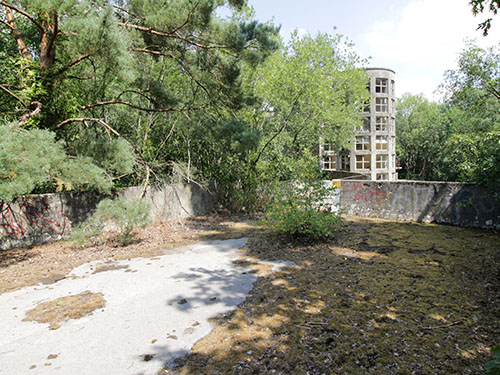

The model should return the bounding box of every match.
[168,216,500,375]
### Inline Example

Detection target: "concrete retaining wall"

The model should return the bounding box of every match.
[0,183,217,250]
[339,180,500,229]
[2,180,498,250]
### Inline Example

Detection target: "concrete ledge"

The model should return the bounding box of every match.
[339,180,500,229]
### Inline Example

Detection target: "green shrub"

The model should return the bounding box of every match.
[71,197,152,247]
[262,153,342,241]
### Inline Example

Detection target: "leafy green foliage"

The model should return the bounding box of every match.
[444,124,500,190]
[0,125,111,202]
[73,137,136,176]
[70,197,152,247]
[397,41,500,187]
[263,152,342,241]
[442,41,500,101]
[470,0,500,35]
[252,31,369,166]
[396,94,449,181]
[0,0,282,204]
[486,345,500,375]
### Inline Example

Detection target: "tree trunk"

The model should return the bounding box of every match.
[5,8,31,61]
[40,11,58,71]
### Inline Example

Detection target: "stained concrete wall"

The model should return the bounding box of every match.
[2,180,498,250]
[119,183,217,222]
[339,180,500,229]
[0,183,217,250]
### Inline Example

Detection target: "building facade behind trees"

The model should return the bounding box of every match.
[321,68,398,181]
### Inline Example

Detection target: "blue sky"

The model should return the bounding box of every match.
[244,0,500,101]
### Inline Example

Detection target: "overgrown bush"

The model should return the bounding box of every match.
[71,197,152,247]
[262,153,342,241]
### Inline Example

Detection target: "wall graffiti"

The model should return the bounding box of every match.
[339,181,500,229]
[0,200,70,238]
[342,182,388,204]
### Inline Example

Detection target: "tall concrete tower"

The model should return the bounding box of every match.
[320,67,398,181]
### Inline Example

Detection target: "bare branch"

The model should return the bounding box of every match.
[66,73,96,81]
[174,56,213,100]
[115,89,155,103]
[117,21,175,37]
[0,83,27,107]
[131,47,177,59]
[81,100,189,113]
[54,54,92,76]
[140,165,150,199]
[53,117,120,137]
[18,101,42,127]
[132,48,216,102]
[0,1,44,31]
[111,4,143,21]
[154,117,178,159]
[169,1,199,34]
[0,18,14,30]
[254,92,305,165]
[117,21,217,50]
[486,84,500,100]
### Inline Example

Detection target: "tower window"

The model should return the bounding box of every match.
[356,155,371,170]
[356,136,371,151]
[323,155,336,170]
[376,154,388,169]
[375,78,388,94]
[375,98,388,112]
[359,117,370,132]
[375,116,388,131]
[376,135,388,151]
[340,154,350,171]
[321,144,336,170]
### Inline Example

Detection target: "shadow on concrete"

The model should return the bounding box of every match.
[415,183,450,223]
[166,266,256,312]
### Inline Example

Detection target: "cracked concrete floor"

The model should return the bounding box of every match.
[0,238,288,375]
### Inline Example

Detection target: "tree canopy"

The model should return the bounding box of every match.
[470,0,500,35]
[397,40,500,189]
[4,1,498,207]
[1,1,371,208]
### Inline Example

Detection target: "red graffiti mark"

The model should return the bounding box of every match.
[342,183,388,204]
[0,203,23,236]
[0,200,70,237]
[342,183,364,193]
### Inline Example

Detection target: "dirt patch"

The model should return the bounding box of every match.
[0,214,258,294]
[92,263,129,274]
[23,291,105,327]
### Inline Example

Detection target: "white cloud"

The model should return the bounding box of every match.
[362,0,500,100]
